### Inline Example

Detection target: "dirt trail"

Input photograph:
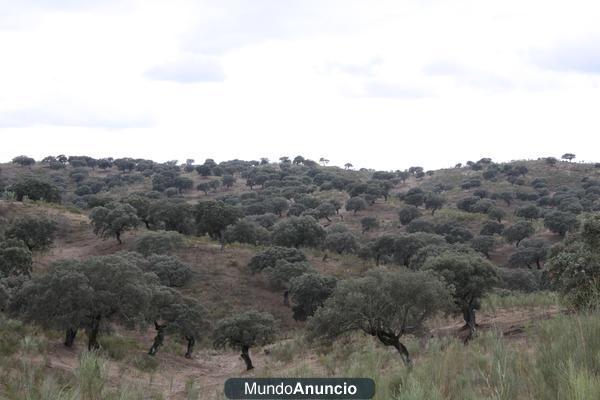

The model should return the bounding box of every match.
[433,305,562,342]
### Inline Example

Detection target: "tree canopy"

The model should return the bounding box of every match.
[90,202,140,244]
[308,268,452,365]
[11,253,157,349]
[212,311,276,370]
[271,216,325,248]
[289,272,336,321]
[6,215,58,252]
[422,252,498,338]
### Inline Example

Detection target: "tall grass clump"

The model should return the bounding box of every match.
[300,312,600,400]
[531,313,600,399]
[482,291,560,313]
[74,351,107,400]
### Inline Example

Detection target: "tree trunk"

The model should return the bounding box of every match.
[116,232,122,245]
[185,336,195,359]
[463,306,476,342]
[148,322,166,356]
[375,254,380,266]
[241,345,254,370]
[374,330,411,367]
[283,290,290,307]
[392,341,412,366]
[143,219,150,229]
[64,327,77,347]
[87,315,101,351]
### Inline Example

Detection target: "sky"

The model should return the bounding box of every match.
[1,0,600,171]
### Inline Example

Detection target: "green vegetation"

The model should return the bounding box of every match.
[309,268,452,365]
[213,311,276,370]
[1,153,600,398]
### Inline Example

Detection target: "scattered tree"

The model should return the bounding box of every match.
[345,196,368,214]
[222,175,236,188]
[544,210,579,237]
[224,218,270,245]
[248,246,307,273]
[90,202,140,244]
[0,239,33,278]
[148,199,194,234]
[308,268,452,365]
[402,188,425,207]
[398,206,422,225]
[12,254,156,350]
[424,193,445,215]
[486,207,506,223]
[360,216,379,233]
[503,221,535,247]
[6,215,58,251]
[471,235,496,258]
[480,221,504,236]
[423,252,498,339]
[9,178,61,203]
[212,311,276,370]
[548,215,600,309]
[134,230,185,256]
[516,204,541,220]
[194,200,242,242]
[508,239,549,269]
[145,255,192,287]
[289,273,336,321]
[12,155,35,167]
[271,216,326,248]
[325,230,358,254]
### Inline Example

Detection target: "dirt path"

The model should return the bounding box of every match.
[433,305,562,342]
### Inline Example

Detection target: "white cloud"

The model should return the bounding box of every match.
[361,81,432,99]
[531,36,600,74]
[0,106,153,129]
[1,0,600,169]
[145,55,225,83]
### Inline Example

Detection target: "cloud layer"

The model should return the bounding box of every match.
[1,0,600,169]
[145,56,225,83]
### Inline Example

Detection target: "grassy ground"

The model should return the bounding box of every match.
[4,292,596,400]
[263,311,600,400]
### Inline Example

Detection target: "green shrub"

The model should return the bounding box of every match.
[133,230,185,256]
[98,335,139,361]
[131,354,159,372]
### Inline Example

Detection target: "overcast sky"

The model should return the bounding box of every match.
[1,0,599,170]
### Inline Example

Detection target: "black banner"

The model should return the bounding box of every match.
[224,378,375,399]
